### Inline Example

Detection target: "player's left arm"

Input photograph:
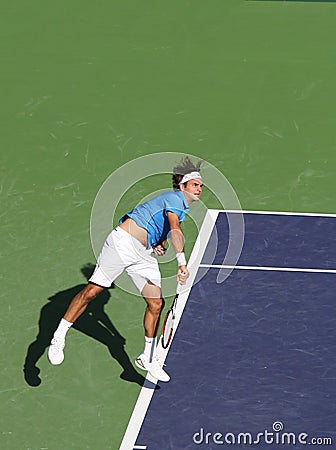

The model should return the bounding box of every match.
[167,211,189,284]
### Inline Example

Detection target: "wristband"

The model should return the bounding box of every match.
[176,252,186,267]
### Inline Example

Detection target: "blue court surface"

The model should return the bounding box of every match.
[121,210,336,450]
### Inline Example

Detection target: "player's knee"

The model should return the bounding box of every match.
[156,297,165,313]
[148,297,164,315]
[82,283,102,303]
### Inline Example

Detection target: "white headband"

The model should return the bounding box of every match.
[180,171,202,184]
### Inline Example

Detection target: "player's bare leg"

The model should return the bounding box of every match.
[135,281,170,382]
[48,283,104,365]
[142,282,164,338]
[64,283,104,323]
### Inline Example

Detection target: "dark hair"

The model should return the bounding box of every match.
[172,156,202,191]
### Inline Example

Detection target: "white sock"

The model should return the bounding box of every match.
[54,318,73,340]
[144,336,157,363]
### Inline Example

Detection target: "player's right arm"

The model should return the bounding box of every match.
[167,211,189,284]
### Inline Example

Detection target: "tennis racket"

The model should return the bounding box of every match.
[161,283,182,349]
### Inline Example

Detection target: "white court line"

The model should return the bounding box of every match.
[199,264,336,274]
[119,209,218,450]
[214,209,336,218]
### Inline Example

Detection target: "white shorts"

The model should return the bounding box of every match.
[89,226,161,293]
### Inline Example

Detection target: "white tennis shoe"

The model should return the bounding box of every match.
[48,337,65,365]
[135,353,170,382]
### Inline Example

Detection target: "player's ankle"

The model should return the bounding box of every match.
[143,336,157,363]
[54,318,73,340]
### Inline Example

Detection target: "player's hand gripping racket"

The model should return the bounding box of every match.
[161,283,183,349]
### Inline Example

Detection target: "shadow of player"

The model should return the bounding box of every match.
[24,263,155,389]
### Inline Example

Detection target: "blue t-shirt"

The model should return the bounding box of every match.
[119,190,189,248]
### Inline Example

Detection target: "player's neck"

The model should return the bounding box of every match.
[182,191,198,205]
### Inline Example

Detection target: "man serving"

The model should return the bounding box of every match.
[48,156,203,382]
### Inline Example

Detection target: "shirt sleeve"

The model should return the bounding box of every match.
[164,194,187,222]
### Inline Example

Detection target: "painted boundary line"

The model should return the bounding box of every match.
[119,209,219,450]
[216,209,336,218]
[200,264,336,274]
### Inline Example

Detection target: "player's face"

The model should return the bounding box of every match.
[182,178,203,202]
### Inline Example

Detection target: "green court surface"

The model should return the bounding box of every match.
[1,1,335,449]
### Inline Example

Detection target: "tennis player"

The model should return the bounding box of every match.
[48,156,203,382]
